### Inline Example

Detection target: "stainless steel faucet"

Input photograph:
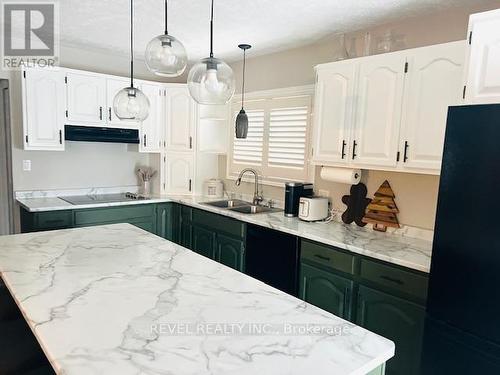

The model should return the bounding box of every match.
[235,168,263,206]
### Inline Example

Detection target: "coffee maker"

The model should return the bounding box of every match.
[284,182,313,217]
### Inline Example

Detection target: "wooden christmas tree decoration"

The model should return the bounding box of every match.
[362,180,400,232]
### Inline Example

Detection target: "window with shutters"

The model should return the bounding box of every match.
[228,87,313,184]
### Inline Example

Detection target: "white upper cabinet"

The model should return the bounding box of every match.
[66,71,106,125]
[105,78,140,129]
[400,41,465,172]
[464,9,500,104]
[163,152,194,194]
[140,83,164,153]
[22,68,66,151]
[351,53,406,168]
[166,87,195,151]
[312,62,356,164]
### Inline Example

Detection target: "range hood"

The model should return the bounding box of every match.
[65,125,139,144]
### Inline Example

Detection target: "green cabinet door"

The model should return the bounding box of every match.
[215,234,245,272]
[192,226,216,259]
[156,203,178,242]
[356,286,425,375]
[299,262,353,320]
[179,222,192,249]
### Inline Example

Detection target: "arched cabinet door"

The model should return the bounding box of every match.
[401,41,465,172]
[166,88,195,151]
[215,234,245,272]
[299,262,353,320]
[351,53,406,168]
[312,62,355,164]
[356,286,425,375]
[22,68,66,150]
[164,152,193,194]
[465,9,500,104]
[66,71,106,125]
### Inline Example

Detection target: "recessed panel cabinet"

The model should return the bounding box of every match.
[352,54,406,168]
[164,152,194,194]
[312,41,465,175]
[140,83,165,153]
[464,8,500,104]
[166,87,195,151]
[105,77,140,129]
[22,68,65,151]
[312,62,355,164]
[66,71,106,125]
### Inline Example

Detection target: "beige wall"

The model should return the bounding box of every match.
[221,1,500,230]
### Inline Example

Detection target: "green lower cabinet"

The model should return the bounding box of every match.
[179,222,193,249]
[356,286,425,375]
[299,262,353,320]
[156,203,178,242]
[215,234,245,272]
[192,226,216,259]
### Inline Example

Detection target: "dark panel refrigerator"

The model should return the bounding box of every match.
[421,104,500,374]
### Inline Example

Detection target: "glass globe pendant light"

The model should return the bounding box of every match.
[114,0,150,121]
[235,44,251,139]
[187,0,235,105]
[145,0,187,77]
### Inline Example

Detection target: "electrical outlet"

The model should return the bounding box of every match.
[22,160,31,171]
[318,189,330,198]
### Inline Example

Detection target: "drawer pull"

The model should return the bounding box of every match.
[314,254,331,262]
[380,275,404,285]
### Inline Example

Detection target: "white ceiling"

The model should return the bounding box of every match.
[59,0,485,62]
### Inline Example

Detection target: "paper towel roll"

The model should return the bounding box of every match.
[320,167,362,185]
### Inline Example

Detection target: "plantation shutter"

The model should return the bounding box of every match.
[232,109,265,166]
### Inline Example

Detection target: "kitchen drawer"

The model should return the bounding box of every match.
[301,240,355,275]
[192,209,245,239]
[75,205,154,225]
[359,259,428,301]
[36,210,73,230]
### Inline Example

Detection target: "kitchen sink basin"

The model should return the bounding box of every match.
[202,199,251,208]
[228,205,282,215]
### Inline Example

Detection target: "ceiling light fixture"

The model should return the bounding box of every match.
[145,0,187,77]
[235,44,251,139]
[114,0,150,121]
[187,0,235,105]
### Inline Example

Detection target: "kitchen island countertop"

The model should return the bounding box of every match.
[0,224,394,375]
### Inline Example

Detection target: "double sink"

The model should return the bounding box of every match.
[202,199,282,215]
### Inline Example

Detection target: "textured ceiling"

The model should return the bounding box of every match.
[58,0,488,62]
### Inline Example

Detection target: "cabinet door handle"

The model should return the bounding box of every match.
[380,275,404,285]
[352,140,357,160]
[189,136,193,149]
[99,106,103,120]
[403,141,409,163]
[341,140,347,159]
[189,179,192,192]
[143,134,147,147]
[59,130,62,144]
[314,254,331,262]
[108,107,112,121]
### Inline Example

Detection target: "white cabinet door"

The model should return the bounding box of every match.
[105,78,140,129]
[66,71,106,125]
[465,9,500,104]
[166,87,195,151]
[164,152,194,194]
[312,62,356,164]
[351,53,406,168]
[22,68,65,151]
[401,41,465,172]
[140,83,164,153]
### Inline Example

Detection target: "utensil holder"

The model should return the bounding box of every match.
[141,181,151,196]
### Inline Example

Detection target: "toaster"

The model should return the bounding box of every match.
[298,197,329,222]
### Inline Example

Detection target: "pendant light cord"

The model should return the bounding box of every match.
[210,0,214,58]
[130,0,134,88]
[164,0,168,35]
[241,49,246,109]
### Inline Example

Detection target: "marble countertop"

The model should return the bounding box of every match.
[16,193,433,273]
[0,224,394,375]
